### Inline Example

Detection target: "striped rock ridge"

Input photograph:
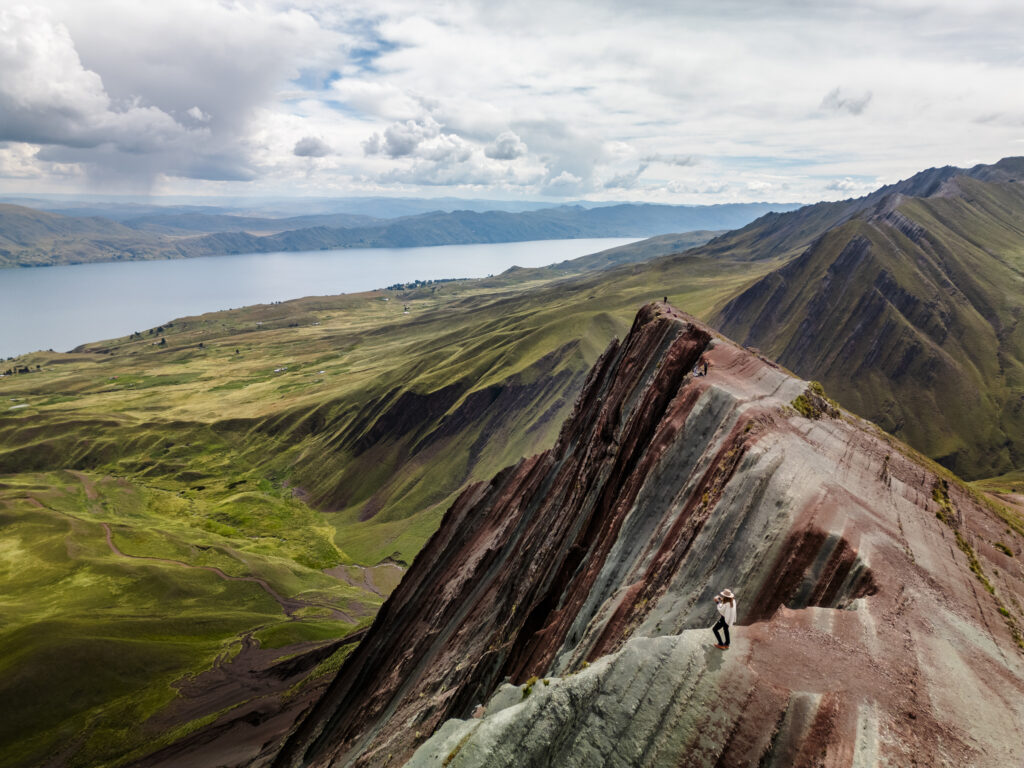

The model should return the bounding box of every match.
[274,301,1024,768]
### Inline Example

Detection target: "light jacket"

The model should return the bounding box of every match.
[717,599,737,626]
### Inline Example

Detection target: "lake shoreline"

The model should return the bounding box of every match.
[1,237,639,358]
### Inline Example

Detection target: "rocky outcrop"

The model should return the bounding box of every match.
[275,303,1024,768]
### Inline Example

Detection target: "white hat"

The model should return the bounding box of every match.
[720,589,734,599]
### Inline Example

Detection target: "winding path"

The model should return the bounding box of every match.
[324,562,405,596]
[101,523,357,622]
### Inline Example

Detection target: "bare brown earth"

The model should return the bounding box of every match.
[273,302,1024,768]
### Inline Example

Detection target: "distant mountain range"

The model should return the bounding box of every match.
[1,195,592,219]
[0,201,800,268]
[0,194,785,220]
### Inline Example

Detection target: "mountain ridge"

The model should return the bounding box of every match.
[690,155,1024,264]
[274,302,1024,768]
[712,166,1024,479]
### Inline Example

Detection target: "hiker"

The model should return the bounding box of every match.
[712,589,737,649]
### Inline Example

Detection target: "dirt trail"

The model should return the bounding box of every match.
[324,562,405,596]
[101,523,356,622]
[67,470,99,501]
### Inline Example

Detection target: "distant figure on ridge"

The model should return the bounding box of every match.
[692,355,710,378]
[712,589,736,649]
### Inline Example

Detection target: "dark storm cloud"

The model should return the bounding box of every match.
[0,2,342,188]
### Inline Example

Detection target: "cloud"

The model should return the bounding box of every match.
[643,154,697,167]
[543,170,585,195]
[363,116,442,157]
[293,136,332,157]
[419,133,473,163]
[603,163,648,189]
[825,177,860,192]
[484,131,527,160]
[512,119,606,192]
[0,7,199,152]
[821,176,879,198]
[361,114,480,168]
[665,179,729,194]
[820,87,873,115]
[0,1,343,188]
[6,1,1024,201]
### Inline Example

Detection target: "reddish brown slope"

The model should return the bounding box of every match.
[275,303,1024,768]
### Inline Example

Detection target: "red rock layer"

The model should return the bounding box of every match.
[274,302,1024,768]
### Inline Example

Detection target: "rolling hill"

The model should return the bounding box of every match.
[0,204,181,267]
[119,211,381,236]
[0,201,797,268]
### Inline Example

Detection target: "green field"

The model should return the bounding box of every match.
[0,470,380,767]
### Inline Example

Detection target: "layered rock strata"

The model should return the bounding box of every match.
[276,302,1024,768]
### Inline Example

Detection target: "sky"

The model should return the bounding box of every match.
[1,0,1024,204]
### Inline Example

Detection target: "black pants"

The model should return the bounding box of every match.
[713,616,730,646]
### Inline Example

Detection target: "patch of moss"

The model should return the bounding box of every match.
[930,479,1023,649]
[791,382,840,420]
[521,675,540,699]
[443,728,476,767]
[954,531,994,594]
[933,480,955,525]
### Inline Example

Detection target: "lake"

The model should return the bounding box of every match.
[0,238,639,358]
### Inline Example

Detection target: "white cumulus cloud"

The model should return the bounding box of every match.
[485,131,527,160]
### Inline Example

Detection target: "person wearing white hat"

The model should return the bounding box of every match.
[712,589,737,649]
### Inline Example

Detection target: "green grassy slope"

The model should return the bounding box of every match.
[715,174,1024,479]
[2,249,771,562]
[0,471,376,768]
[0,238,766,765]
